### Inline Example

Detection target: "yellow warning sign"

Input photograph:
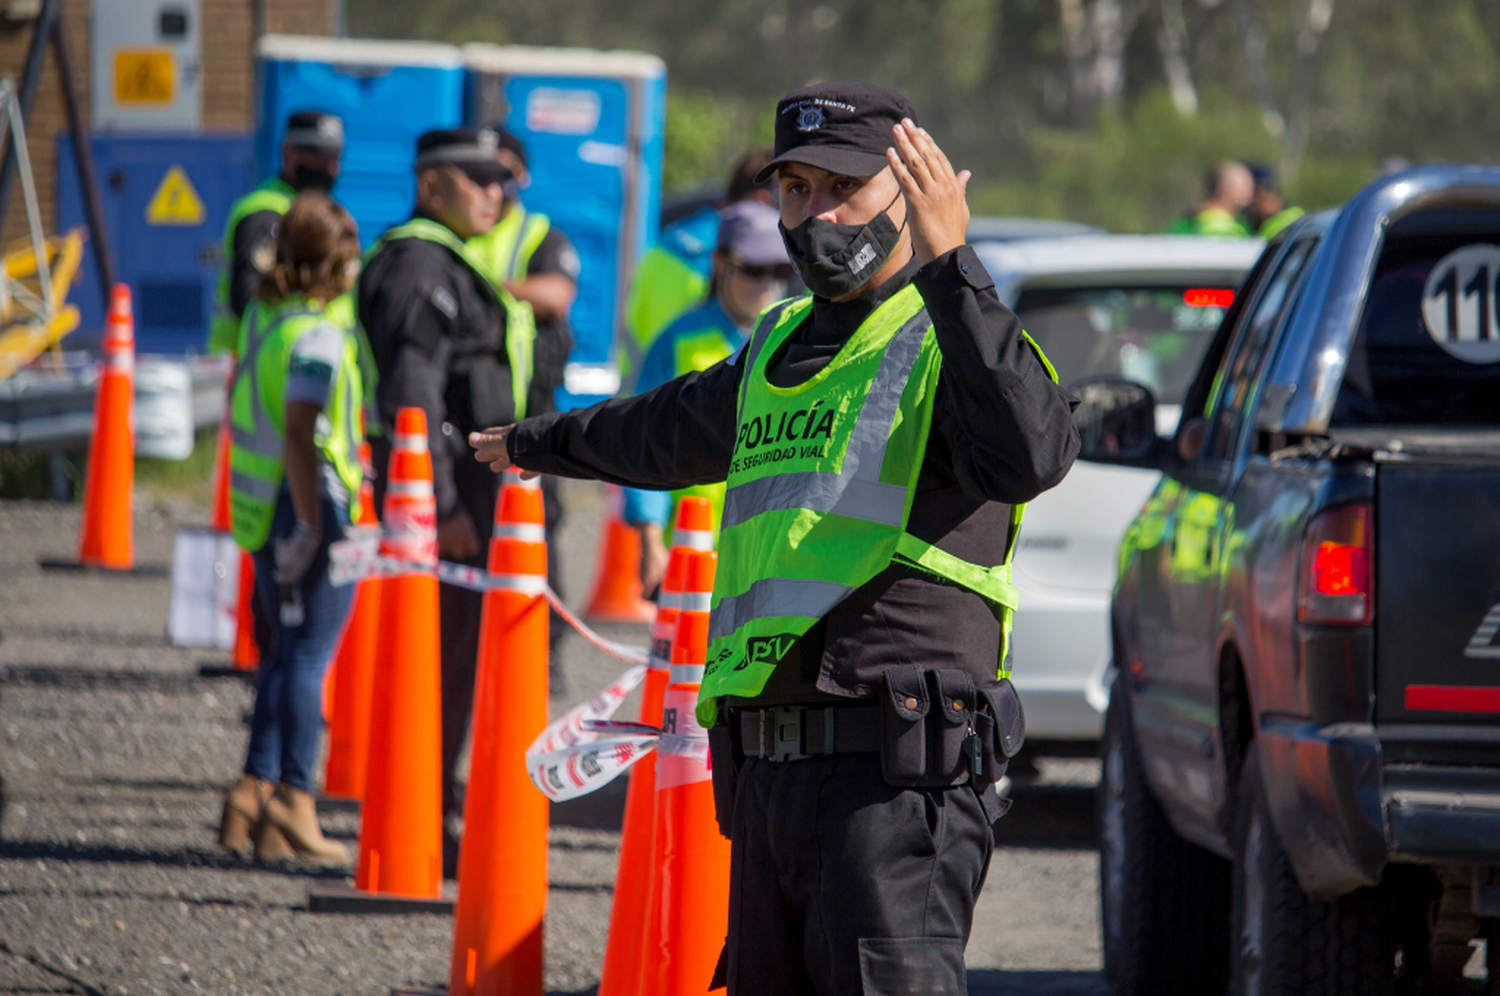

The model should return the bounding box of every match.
[145,167,206,226]
[114,50,175,105]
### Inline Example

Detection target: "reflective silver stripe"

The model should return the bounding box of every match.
[670,664,705,684]
[659,591,683,611]
[721,308,930,530]
[230,306,326,463]
[394,432,426,450]
[493,523,545,542]
[488,573,548,595]
[230,469,277,502]
[674,528,713,551]
[508,474,541,491]
[708,577,853,641]
[386,480,434,497]
[735,300,798,426]
[679,591,712,613]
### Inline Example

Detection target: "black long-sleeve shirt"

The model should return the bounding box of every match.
[228,209,281,321]
[360,212,517,522]
[510,245,1080,701]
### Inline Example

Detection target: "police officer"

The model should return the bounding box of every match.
[472,83,1079,993]
[208,111,347,356]
[467,127,581,680]
[621,147,775,382]
[622,199,792,591]
[1166,160,1254,237]
[1246,162,1305,238]
[357,128,534,871]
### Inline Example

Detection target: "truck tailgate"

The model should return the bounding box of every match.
[1376,465,1500,725]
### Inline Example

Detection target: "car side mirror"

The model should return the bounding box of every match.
[1071,377,1162,466]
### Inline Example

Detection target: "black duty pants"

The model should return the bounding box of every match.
[724,753,993,996]
[439,455,500,819]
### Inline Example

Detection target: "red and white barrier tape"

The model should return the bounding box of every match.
[525,664,655,803]
[327,534,648,667]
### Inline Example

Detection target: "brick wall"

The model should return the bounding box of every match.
[0,0,335,250]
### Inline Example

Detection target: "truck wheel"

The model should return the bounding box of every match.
[1231,748,1397,996]
[1098,685,1231,995]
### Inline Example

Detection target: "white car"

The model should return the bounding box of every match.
[973,235,1264,742]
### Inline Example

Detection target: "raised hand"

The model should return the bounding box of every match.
[886,119,971,266]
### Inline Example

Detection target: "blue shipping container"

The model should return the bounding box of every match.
[257,35,465,248]
[56,133,255,354]
[464,45,666,398]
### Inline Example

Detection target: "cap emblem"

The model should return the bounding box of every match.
[317,118,342,141]
[478,129,499,153]
[796,105,826,132]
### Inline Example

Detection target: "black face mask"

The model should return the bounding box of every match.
[288,163,338,194]
[779,192,906,299]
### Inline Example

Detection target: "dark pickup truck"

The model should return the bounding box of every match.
[1078,166,1500,996]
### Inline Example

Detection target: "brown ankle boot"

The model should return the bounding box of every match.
[257,784,349,867]
[218,776,270,855]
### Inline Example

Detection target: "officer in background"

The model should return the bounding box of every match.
[467,127,580,685]
[1246,162,1305,238]
[1166,160,1254,237]
[621,147,775,382]
[208,111,347,355]
[622,200,791,591]
[357,128,534,872]
[474,82,1079,993]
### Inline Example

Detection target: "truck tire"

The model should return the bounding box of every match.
[1230,748,1397,996]
[1099,684,1231,996]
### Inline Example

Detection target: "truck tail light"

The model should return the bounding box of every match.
[1298,504,1373,625]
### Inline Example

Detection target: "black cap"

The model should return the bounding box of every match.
[414,127,511,185]
[754,82,917,185]
[489,126,527,169]
[284,111,343,153]
[1248,162,1278,191]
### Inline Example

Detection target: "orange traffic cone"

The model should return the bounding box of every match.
[311,408,448,914]
[209,399,233,533]
[323,443,382,800]
[584,486,656,623]
[642,547,729,996]
[449,470,551,996]
[229,551,260,670]
[598,497,713,996]
[77,285,136,569]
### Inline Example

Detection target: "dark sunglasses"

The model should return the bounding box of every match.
[454,161,513,188]
[732,261,793,280]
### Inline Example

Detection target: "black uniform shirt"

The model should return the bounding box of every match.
[509,245,1080,701]
[359,211,516,520]
[229,210,281,320]
[524,224,580,417]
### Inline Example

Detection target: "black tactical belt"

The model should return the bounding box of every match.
[736,704,882,762]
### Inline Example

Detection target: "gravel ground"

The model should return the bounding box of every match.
[0,482,1106,995]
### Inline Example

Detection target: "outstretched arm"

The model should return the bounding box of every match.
[471,356,743,489]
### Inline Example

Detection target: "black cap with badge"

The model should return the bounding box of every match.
[754,82,917,185]
[284,110,344,153]
[414,128,512,187]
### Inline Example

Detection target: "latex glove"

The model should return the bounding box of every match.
[274,520,322,586]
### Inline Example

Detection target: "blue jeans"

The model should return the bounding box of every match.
[244,493,354,792]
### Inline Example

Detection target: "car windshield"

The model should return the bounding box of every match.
[1013,285,1233,405]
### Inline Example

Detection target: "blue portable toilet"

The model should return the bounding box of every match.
[463,45,666,406]
[256,35,466,248]
[56,133,256,353]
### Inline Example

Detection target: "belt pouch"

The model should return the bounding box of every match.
[707,713,741,840]
[928,669,977,786]
[879,666,930,787]
[979,679,1026,782]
